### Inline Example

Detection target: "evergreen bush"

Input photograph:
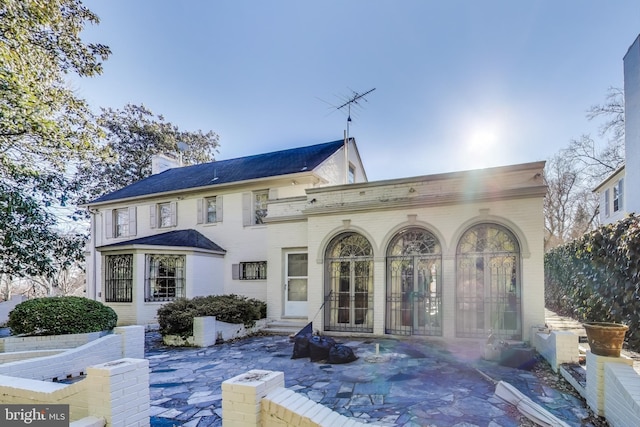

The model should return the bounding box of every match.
[7,296,118,336]
[157,294,267,338]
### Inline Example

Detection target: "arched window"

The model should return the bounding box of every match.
[456,224,521,339]
[386,228,442,336]
[324,232,373,332]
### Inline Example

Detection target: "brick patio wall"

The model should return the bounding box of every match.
[532,328,579,372]
[0,326,144,381]
[0,357,149,425]
[222,370,373,427]
[0,325,148,425]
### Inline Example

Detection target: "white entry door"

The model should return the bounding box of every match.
[285,252,308,317]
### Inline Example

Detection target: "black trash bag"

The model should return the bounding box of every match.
[328,344,358,364]
[308,335,336,362]
[292,334,312,359]
[291,322,313,359]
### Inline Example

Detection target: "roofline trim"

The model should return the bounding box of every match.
[96,243,226,255]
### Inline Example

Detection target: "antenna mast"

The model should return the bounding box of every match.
[336,88,376,184]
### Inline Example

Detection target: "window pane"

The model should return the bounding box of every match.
[115,208,129,237]
[146,255,185,301]
[159,203,171,227]
[105,254,133,302]
[288,279,307,301]
[288,254,307,276]
[206,197,217,223]
[254,191,268,224]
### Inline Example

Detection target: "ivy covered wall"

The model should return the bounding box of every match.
[545,214,640,350]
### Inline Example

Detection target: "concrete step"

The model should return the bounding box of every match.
[262,319,309,336]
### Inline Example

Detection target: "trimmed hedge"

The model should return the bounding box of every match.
[7,296,118,336]
[157,294,267,338]
[545,214,640,350]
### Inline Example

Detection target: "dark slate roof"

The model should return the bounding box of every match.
[91,139,344,203]
[97,229,226,253]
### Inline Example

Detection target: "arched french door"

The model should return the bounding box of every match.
[386,228,442,336]
[456,223,521,340]
[324,232,373,333]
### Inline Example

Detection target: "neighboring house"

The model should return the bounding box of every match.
[594,34,640,224]
[594,166,626,225]
[85,137,547,342]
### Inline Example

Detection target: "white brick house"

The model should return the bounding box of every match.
[594,34,640,224]
[85,138,547,342]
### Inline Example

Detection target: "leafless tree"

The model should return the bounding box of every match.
[544,87,624,250]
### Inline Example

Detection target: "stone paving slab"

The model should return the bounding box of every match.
[145,333,597,427]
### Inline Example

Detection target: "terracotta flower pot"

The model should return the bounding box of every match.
[583,322,629,357]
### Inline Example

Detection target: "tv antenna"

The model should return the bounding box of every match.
[334,88,376,183]
[336,87,376,138]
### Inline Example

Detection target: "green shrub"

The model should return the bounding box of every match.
[7,296,118,336]
[157,294,267,338]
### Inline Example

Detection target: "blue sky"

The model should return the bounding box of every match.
[74,1,640,182]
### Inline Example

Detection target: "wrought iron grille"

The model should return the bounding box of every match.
[145,255,186,302]
[104,254,133,303]
[455,224,521,340]
[240,261,267,280]
[385,228,442,336]
[324,233,374,333]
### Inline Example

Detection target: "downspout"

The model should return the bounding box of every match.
[344,130,348,184]
[88,208,99,301]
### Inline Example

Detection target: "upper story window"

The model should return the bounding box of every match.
[159,202,172,227]
[115,208,130,237]
[106,207,136,239]
[348,164,356,184]
[613,178,624,212]
[205,197,217,223]
[197,196,223,224]
[242,190,269,226]
[254,190,268,224]
[151,202,177,229]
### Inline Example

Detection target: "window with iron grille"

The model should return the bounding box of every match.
[145,254,185,302]
[105,254,133,303]
[239,261,267,280]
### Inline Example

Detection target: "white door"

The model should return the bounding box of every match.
[285,252,308,317]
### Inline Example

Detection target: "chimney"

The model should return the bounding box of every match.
[151,153,181,174]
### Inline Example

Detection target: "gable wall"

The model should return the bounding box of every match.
[624,35,640,215]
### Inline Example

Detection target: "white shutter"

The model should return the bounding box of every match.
[170,201,177,227]
[150,205,156,229]
[128,206,137,236]
[216,196,223,222]
[232,264,240,280]
[197,198,204,224]
[242,192,251,226]
[105,209,113,239]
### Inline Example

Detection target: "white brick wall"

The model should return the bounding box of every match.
[586,351,634,416]
[604,363,640,426]
[533,329,579,372]
[223,370,372,427]
[85,358,150,427]
[0,326,144,381]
